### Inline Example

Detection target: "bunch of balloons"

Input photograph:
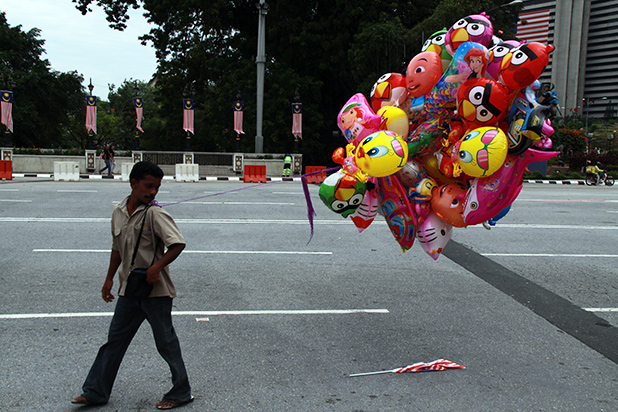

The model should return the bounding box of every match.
[319,12,560,260]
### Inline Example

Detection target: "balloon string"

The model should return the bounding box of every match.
[301,167,340,245]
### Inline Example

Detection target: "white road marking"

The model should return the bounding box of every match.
[33,249,332,255]
[0,188,19,191]
[584,308,618,312]
[483,253,618,258]
[0,309,389,320]
[516,198,618,203]
[57,190,98,193]
[0,199,31,202]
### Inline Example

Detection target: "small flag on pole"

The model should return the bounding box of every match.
[133,97,144,132]
[349,359,465,377]
[183,98,194,134]
[292,102,302,139]
[1,91,13,133]
[233,101,244,134]
[85,95,97,134]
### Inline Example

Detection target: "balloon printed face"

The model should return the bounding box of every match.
[422,28,452,73]
[319,171,367,218]
[416,211,453,260]
[370,73,408,112]
[499,42,555,91]
[395,159,423,188]
[337,93,382,145]
[406,52,443,98]
[445,13,493,55]
[453,127,508,177]
[486,40,522,80]
[457,78,510,129]
[355,131,409,177]
[430,183,468,227]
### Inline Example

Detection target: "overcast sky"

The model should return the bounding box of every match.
[0,0,157,100]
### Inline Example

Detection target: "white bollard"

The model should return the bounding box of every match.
[53,161,80,181]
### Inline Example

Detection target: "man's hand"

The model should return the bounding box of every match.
[145,267,161,285]
[102,278,115,302]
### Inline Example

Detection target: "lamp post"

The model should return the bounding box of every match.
[86,79,95,150]
[292,88,301,154]
[235,90,242,152]
[183,83,195,152]
[255,0,268,153]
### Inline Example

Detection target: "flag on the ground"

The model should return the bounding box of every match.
[233,100,244,134]
[292,102,302,139]
[1,91,13,133]
[85,95,97,134]
[133,97,144,132]
[349,359,465,377]
[183,98,194,134]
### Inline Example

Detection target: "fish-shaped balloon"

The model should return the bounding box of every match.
[463,148,559,225]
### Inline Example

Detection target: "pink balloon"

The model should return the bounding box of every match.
[337,94,382,146]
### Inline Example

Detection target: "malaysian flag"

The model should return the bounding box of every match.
[350,359,465,377]
[292,103,302,139]
[233,100,244,134]
[85,95,97,134]
[517,9,551,43]
[133,97,144,132]
[1,91,13,133]
[183,98,194,134]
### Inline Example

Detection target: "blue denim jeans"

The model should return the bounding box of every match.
[80,296,191,404]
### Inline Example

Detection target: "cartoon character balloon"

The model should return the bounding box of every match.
[430,182,468,227]
[319,171,367,218]
[377,106,409,138]
[406,52,444,98]
[457,78,510,130]
[370,73,408,112]
[355,131,409,178]
[445,13,493,55]
[452,127,508,178]
[421,28,452,73]
[416,211,453,260]
[337,94,382,145]
[499,42,555,91]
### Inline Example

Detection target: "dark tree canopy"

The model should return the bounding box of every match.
[73,1,520,162]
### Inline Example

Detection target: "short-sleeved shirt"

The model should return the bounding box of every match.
[112,196,185,298]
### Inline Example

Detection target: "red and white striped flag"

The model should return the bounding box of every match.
[233,100,244,134]
[292,103,302,139]
[350,359,465,377]
[133,97,144,132]
[85,95,97,134]
[1,91,13,133]
[183,98,194,134]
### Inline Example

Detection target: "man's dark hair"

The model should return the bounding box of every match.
[130,161,164,181]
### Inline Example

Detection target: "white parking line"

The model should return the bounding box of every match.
[0,309,389,320]
[0,199,31,202]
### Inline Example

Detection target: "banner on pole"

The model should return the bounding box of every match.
[1,91,13,133]
[85,95,97,134]
[133,97,144,132]
[292,103,302,139]
[233,101,244,134]
[183,98,194,134]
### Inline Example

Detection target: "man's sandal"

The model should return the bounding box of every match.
[156,395,194,410]
[71,396,90,405]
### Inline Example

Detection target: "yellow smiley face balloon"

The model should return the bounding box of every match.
[355,131,409,177]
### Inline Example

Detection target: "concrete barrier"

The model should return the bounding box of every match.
[175,163,199,182]
[53,161,80,181]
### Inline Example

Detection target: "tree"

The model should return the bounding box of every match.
[0,12,86,148]
[72,0,520,163]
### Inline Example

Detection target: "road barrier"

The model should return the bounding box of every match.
[304,166,327,184]
[53,161,80,181]
[175,163,200,182]
[244,165,267,183]
[121,162,134,181]
[0,160,12,180]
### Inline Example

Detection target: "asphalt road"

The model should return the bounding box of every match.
[0,178,616,411]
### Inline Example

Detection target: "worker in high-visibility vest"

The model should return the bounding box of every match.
[283,154,292,177]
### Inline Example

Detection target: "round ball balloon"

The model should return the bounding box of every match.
[377,106,409,138]
[453,127,508,177]
[355,131,409,177]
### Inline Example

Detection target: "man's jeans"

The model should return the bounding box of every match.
[80,296,191,404]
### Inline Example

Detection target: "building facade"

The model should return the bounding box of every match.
[518,0,618,119]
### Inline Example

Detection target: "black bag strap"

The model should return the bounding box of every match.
[130,205,160,268]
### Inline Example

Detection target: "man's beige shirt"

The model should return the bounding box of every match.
[112,197,185,298]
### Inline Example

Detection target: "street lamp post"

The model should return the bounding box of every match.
[86,79,95,150]
[255,0,268,153]
[133,82,141,151]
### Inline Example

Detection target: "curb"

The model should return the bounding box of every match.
[523,179,586,185]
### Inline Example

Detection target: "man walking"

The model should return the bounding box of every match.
[72,161,193,410]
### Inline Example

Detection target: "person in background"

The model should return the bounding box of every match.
[283,153,292,177]
[109,144,116,175]
[99,144,111,175]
